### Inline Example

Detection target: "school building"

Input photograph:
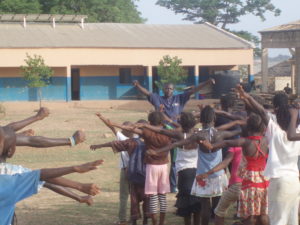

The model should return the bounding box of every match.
[0,14,254,101]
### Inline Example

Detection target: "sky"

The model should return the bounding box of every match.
[136,0,300,56]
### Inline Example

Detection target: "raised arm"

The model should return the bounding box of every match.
[5,107,49,132]
[40,160,103,181]
[215,109,245,121]
[196,152,234,179]
[216,120,245,131]
[236,85,269,126]
[201,138,245,151]
[95,113,117,135]
[110,121,143,136]
[137,123,182,140]
[186,78,215,96]
[133,80,151,97]
[287,108,300,141]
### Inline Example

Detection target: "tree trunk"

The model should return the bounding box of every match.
[38,87,42,109]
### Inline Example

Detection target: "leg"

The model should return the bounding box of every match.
[193,211,201,225]
[119,169,129,223]
[211,196,221,219]
[258,215,269,225]
[169,149,177,193]
[200,197,211,225]
[149,194,159,225]
[130,184,141,223]
[243,216,257,225]
[184,215,192,225]
[16,130,85,147]
[158,194,167,225]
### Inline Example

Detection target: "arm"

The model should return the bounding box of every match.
[287,108,300,141]
[40,160,103,181]
[110,121,143,135]
[236,84,269,126]
[201,138,246,151]
[133,80,151,97]
[95,113,117,135]
[5,107,49,132]
[196,152,234,179]
[216,120,245,131]
[44,183,93,206]
[138,123,182,140]
[186,78,215,96]
[215,109,245,121]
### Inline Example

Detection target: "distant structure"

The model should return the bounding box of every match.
[0,14,253,101]
[260,20,300,94]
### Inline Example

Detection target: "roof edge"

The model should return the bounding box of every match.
[204,22,255,48]
[259,20,300,33]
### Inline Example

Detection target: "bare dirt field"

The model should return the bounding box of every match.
[2,100,238,225]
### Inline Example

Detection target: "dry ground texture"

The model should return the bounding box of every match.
[1,100,239,225]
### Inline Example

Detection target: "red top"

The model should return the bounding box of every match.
[242,136,269,189]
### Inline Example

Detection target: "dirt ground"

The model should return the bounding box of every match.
[1,100,239,225]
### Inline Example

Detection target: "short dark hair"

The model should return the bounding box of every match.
[148,111,164,126]
[179,112,196,131]
[246,113,265,134]
[200,105,215,124]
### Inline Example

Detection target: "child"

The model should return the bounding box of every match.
[236,85,300,225]
[0,126,103,225]
[200,112,269,225]
[90,120,149,225]
[111,111,171,225]
[95,113,133,225]
[148,106,240,225]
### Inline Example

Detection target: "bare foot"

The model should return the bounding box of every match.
[78,195,94,206]
[72,130,86,144]
[36,107,50,120]
[80,183,101,196]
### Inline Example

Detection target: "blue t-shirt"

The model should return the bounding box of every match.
[147,92,190,121]
[0,170,40,225]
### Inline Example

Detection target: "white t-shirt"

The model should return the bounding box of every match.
[116,131,130,169]
[264,119,300,178]
[175,133,198,173]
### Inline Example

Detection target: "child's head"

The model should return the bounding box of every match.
[179,112,196,132]
[0,127,16,159]
[136,119,148,124]
[273,92,290,131]
[220,94,234,111]
[246,113,265,134]
[200,105,215,125]
[148,111,164,126]
[122,121,133,138]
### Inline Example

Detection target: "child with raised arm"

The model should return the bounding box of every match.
[110,111,171,225]
[95,112,133,225]
[90,119,149,225]
[0,126,103,225]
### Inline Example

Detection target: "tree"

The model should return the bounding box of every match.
[0,0,145,23]
[21,54,53,108]
[156,0,280,29]
[156,55,188,91]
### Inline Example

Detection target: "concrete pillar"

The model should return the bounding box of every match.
[295,48,300,95]
[261,48,269,92]
[66,65,71,101]
[289,59,296,94]
[147,65,153,93]
[194,65,199,99]
[248,64,254,83]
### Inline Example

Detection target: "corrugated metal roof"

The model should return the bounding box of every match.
[260,20,300,33]
[0,22,252,49]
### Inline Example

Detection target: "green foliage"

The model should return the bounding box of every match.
[0,0,145,23]
[156,0,280,29]
[229,30,261,57]
[156,55,188,91]
[21,54,53,88]
[0,0,41,13]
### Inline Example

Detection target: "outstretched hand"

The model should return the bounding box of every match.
[37,107,50,120]
[132,80,140,87]
[198,139,213,151]
[73,160,104,173]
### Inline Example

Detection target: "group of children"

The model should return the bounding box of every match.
[1,82,300,225]
[90,84,300,225]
